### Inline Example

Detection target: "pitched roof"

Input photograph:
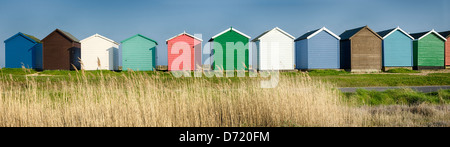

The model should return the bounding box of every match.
[409,31,428,40]
[209,27,251,42]
[339,26,365,40]
[22,33,41,43]
[43,29,80,43]
[376,28,396,38]
[294,27,341,41]
[252,27,295,42]
[377,27,414,40]
[166,31,203,43]
[4,32,41,44]
[81,34,120,45]
[439,31,450,39]
[339,26,382,40]
[57,29,80,43]
[410,29,447,41]
[121,34,158,45]
[295,29,320,41]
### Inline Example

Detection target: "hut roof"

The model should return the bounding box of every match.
[4,32,41,44]
[438,31,450,39]
[252,27,294,42]
[377,27,414,40]
[81,34,119,45]
[121,34,158,45]
[410,29,447,41]
[209,27,250,42]
[339,26,382,40]
[166,31,203,44]
[22,33,41,43]
[42,29,80,43]
[295,27,340,41]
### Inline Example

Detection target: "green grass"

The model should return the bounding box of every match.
[1,68,449,87]
[281,70,449,87]
[343,89,450,106]
[386,68,420,73]
[0,68,37,75]
[40,70,126,76]
[307,69,350,76]
[309,73,450,87]
[0,68,257,85]
[39,70,76,75]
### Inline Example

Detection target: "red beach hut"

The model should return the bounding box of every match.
[166,32,203,71]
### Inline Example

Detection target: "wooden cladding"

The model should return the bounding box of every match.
[340,26,382,71]
[42,29,81,70]
[350,28,382,70]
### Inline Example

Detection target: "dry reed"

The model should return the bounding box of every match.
[0,72,447,127]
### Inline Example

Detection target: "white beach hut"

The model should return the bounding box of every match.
[252,27,295,70]
[80,34,120,70]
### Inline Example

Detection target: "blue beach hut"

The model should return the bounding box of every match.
[4,32,43,69]
[294,27,341,69]
[377,27,414,70]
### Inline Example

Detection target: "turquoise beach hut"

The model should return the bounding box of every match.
[377,27,414,71]
[121,34,158,71]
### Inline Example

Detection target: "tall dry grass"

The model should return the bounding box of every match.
[0,71,447,127]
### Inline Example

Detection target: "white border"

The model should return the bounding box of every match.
[166,31,203,42]
[381,26,414,40]
[306,27,341,40]
[211,27,251,39]
[81,33,120,45]
[252,27,295,41]
[414,29,447,41]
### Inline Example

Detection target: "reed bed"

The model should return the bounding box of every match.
[0,71,447,127]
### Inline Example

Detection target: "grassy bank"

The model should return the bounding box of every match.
[386,68,420,73]
[1,68,450,87]
[343,89,450,106]
[297,69,450,87]
[311,73,450,87]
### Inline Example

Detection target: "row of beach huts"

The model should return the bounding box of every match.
[3,26,450,72]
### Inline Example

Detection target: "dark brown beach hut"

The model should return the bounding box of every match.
[42,29,81,70]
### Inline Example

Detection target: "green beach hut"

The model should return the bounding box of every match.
[121,34,158,71]
[209,27,250,71]
[410,30,446,70]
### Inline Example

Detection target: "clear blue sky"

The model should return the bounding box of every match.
[1,0,449,67]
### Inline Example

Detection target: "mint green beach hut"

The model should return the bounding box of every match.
[121,34,158,71]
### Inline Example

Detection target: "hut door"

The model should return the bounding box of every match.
[70,47,81,70]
